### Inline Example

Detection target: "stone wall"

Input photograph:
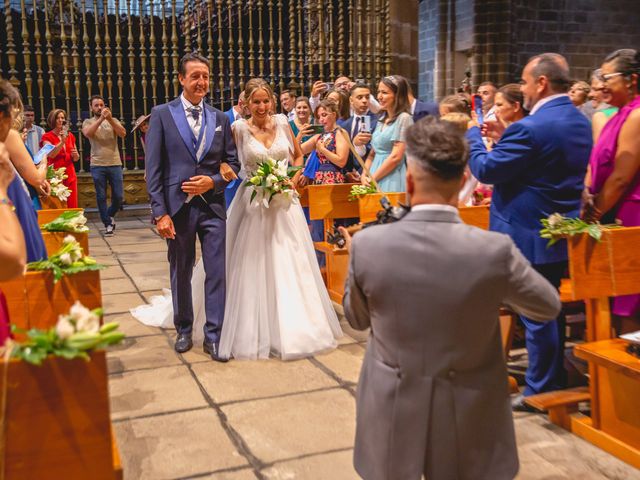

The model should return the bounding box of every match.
[417,0,640,99]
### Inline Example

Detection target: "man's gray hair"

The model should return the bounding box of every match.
[528,53,572,93]
[405,117,469,181]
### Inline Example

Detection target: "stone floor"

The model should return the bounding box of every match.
[92,216,640,480]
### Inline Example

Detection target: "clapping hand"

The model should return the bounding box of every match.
[220,162,238,182]
[101,107,113,121]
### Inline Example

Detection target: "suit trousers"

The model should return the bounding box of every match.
[168,197,226,344]
[521,261,567,396]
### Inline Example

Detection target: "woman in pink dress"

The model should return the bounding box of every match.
[583,49,640,332]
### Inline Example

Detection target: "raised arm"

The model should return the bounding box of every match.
[5,129,48,189]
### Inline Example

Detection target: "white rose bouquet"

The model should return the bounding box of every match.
[539,213,621,246]
[41,210,89,233]
[27,235,105,282]
[245,158,302,208]
[9,302,125,365]
[47,165,72,202]
[348,184,378,201]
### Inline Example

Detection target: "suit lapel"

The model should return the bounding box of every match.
[168,99,197,162]
[198,106,217,162]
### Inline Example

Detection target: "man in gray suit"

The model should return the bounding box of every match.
[340,117,561,480]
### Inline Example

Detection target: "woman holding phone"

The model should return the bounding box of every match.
[41,109,80,208]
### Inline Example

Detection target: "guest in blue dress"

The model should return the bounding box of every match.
[364,75,414,193]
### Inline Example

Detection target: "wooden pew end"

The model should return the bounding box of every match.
[524,386,590,431]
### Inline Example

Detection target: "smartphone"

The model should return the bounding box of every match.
[325,82,334,91]
[358,116,372,134]
[472,94,484,125]
[311,124,325,134]
[33,143,55,166]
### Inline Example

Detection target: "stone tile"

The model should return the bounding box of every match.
[90,245,113,256]
[197,469,258,479]
[107,334,182,374]
[192,358,339,404]
[262,450,357,480]
[99,265,127,280]
[124,262,171,291]
[315,344,365,384]
[101,277,138,295]
[105,312,163,338]
[222,389,356,464]
[338,319,369,343]
[116,251,171,265]
[111,241,168,254]
[102,292,145,314]
[113,409,248,479]
[105,231,162,246]
[337,334,358,346]
[109,365,207,420]
[93,254,118,266]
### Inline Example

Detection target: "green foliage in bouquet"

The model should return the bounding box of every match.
[10,302,125,365]
[41,210,89,233]
[540,213,622,246]
[46,165,72,202]
[27,235,105,282]
[245,158,302,207]
[348,184,378,201]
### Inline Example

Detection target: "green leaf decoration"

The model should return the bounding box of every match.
[539,213,621,247]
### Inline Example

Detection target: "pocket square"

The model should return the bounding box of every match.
[215,125,222,132]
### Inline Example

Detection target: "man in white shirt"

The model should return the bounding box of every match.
[22,105,44,156]
[279,89,297,121]
[477,81,497,122]
[338,83,378,177]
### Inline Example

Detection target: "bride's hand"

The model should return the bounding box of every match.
[220,163,238,182]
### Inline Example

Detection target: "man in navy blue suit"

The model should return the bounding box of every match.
[408,85,439,122]
[145,52,240,361]
[466,53,592,408]
[338,83,378,178]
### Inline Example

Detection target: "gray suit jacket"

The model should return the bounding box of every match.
[343,208,561,480]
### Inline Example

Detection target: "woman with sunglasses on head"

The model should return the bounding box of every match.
[362,75,413,193]
[583,49,640,333]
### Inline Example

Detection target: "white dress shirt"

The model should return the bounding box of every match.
[180,93,205,138]
[411,203,460,216]
[529,94,569,116]
[350,114,369,158]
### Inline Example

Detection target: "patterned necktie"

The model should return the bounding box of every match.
[353,117,360,139]
[188,106,201,122]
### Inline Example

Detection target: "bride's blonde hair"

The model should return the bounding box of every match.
[244,78,274,110]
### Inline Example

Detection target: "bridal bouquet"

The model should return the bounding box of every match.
[9,302,125,365]
[47,165,72,202]
[539,213,621,246]
[27,235,105,282]
[41,210,89,233]
[246,158,301,208]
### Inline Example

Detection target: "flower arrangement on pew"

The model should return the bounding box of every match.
[41,210,89,233]
[539,213,622,246]
[27,235,105,282]
[348,184,378,201]
[8,302,125,365]
[47,165,72,202]
[245,158,301,208]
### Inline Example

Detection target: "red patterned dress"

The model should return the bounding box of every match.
[313,129,345,185]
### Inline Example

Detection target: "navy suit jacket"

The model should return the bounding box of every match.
[466,96,592,264]
[145,97,240,220]
[413,99,439,122]
[224,107,236,125]
[339,113,378,173]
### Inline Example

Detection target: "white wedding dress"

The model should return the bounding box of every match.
[131,114,342,360]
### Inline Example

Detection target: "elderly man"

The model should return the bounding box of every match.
[466,53,592,409]
[341,117,560,480]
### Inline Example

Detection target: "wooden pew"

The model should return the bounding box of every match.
[564,227,640,468]
[37,207,84,226]
[0,350,122,479]
[41,231,90,256]
[0,270,102,332]
[39,195,67,210]
[307,184,359,303]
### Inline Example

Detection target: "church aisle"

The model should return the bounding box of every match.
[94,215,640,480]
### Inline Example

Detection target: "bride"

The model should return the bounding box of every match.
[132,78,342,360]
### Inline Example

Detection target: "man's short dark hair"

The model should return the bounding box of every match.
[89,94,104,106]
[23,104,35,113]
[280,89,296,97]
[349,83,370,96]
[179,52,210,76]
[529,53,572,93]
[404,117,469,181]
[479,81,496,90]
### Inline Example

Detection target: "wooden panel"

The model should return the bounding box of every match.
[0,274,28,330]
[41,231,90,256]
[40,195,67,209]
[575,339,640,381]
[307,184,359,220]
[524,386,590,411]
[357,192,406,223]
[1,351,118,480]
[597,365,640,450]
[459,205,490,230]
[326,250,349,303]
[37,208,84,226]
[572,414,640,469]
[298,186,309,208]
[568,227,640,299]
[24,270,102,330]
